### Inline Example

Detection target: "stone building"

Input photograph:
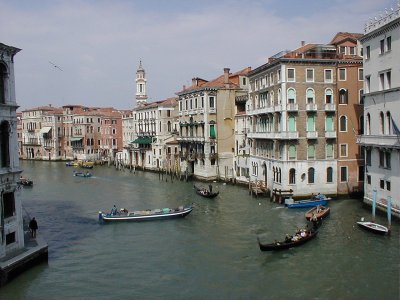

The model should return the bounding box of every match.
[359,5,400,217]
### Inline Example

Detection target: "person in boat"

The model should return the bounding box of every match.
[111,205,118,215]
[209,184,213,193]
[285,234,292,243]
[311,213,319,230]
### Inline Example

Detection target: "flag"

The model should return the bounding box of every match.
[392,117,400,136]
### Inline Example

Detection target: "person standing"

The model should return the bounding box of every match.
[29,217,38,238]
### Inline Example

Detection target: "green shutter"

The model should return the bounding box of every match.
[326,116,333,131]
[308,145,315,159]
[307,116,314,131]
[326,143,333,158]
[210,125,216,139]
[288,116,296,131]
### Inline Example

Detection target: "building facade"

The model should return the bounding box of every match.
[0,43,24,259]
[247,34,363,199]
[359,6,400,217]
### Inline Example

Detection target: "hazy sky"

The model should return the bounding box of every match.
[0,0,396,111]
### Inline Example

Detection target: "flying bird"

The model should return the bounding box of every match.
[49,61,63,71]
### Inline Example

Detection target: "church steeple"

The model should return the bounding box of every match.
[135,60,148,106]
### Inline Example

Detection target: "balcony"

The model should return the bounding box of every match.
[325,131,337,139]
[276,131,299,139]
[247,132,276,139]
[306,103,318,111]
[324,103,336,112]
[286,103,298,112]
[357,135,400,148]
[306,131,318,139]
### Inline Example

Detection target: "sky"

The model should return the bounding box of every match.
[0,0,396,111]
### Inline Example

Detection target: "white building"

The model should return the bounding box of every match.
[0,43,24,258]
[359,5,400,217]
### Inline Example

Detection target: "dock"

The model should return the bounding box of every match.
[0,232,48,286]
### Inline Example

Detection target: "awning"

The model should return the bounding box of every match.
[39,127,52,134]
[70,137,83,142]
[131,137,153,145]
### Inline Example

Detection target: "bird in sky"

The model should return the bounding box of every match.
[49,61,63,71]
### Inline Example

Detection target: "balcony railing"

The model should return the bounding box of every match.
[276,131,299,139]
[286,103,298,112]
[306,103,318,111]
[324,103,336,111]
[306,131,318,139]
[325,131,337,138]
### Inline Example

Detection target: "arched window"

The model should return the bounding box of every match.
[366,113,371,135]
[380,112,385,134]
[325,88,333,104]
[278,168,282,183]
[0,63,7,104]
[0,121,10,167]
[278,88,282,105]
[287,88,296,104]
[327,167,333,183]
[306,88,315,104]
[308,167,315,183]
[340,116,347,132]
[386,112,391,134]
[273,167,276,182]
[339,89,348,104]
[289,168,296,184]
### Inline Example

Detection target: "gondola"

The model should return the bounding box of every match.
[194,185,219,198]
[305,205,330,221]
[73,171,92,177]
[257,229,318,251]
[99,205,193,222]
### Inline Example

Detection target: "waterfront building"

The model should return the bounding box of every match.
[176,67,251,181]
[0,43,24,259]
[99,109,124,162]
[358,5,400,217]
[247,33,363,199]
[61,105,86,160]
[16,112,23,158]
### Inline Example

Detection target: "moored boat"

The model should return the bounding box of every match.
[18,177,33,186]
[357,220,389,235]
[194,185,219,198]
[305,205,330,221]
[257,229,318,251]
[285,194,331,208]
[99,205,193,222]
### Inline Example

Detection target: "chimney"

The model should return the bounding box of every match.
[192,78,197,86]
[301,41,305,47]
[224,68,230,87]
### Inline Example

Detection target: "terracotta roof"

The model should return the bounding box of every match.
[330,32,363,45]
[22,106,59,113]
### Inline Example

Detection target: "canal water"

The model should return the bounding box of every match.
[0,160,399,300]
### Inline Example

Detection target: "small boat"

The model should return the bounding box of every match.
[99,205,193,222]
[357,220,389,235]
[194,185,219,198]
[18,177,33,186]
[73,171,92,177]
[65,161,74,166]
[305,205,330,221]
[285,194,331,208]
[81,161,94,169]
[257,229,318,251]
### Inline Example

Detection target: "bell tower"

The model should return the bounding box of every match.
[135,60,148,106]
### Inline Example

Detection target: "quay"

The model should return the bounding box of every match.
[0,231,48,287]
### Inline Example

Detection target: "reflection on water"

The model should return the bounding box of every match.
[0,160,398,300]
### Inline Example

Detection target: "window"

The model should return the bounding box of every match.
[358,68,363,81]
[306,89,315,104]
[3,192,15,218]
[325,89,333,104]
[6,232,15,245]
[209,124,216,139]
[349,46,356,55]
[307,144,315,159]
[340,144,348,157]
[379,150,385,167]
[327,167,333,183]
[325,116,334,132]
[209,96,215,109]
[380,179,385,189]
[0,63,6,104]
[359,89,364,104]
[339,116,347,132]
[307,116,315,132]
[339,46,346,54]
[387,71,391,89]
[287,88,296,104]
[0,121,10,167]
[380,39,385,54]
[366,149,371,166]
[288,115,296,132]
[288,145,296,160]
[306,69,314,82]
[287,68,295,82]
[385,151,391,169]
[308,168,315,184]
[365,76,371,93]
[326,143,334,159]
[365,46,370,59]
[339,68,346,81]
[340,166,348,182]
[387,36,392,52]
[289,168,296,184]
[380,73,385,90]
[324,69,333,83]
[367,175,371,184]
[339,89,348,104]
[386,181,391,191]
